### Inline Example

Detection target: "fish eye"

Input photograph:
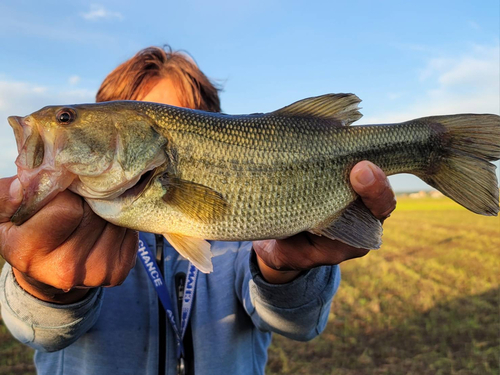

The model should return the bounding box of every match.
[56,108,76,125]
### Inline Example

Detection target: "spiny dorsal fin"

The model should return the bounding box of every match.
[159,173,228,223]
[310,198,382,249]
[271,93,363,126]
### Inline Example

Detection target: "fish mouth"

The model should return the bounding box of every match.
[9,116,45,170]
[8,116,27,152]
[8,116,77,225]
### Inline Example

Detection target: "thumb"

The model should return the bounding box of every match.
[0,177,23,223]
[350,161,396,221]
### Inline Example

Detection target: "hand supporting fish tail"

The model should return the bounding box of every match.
[253,161,396,284]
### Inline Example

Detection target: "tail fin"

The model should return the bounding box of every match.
[417,114,500,216]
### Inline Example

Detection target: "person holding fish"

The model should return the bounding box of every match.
[0,45,421,375]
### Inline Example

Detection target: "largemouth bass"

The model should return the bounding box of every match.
[7,94,500,272]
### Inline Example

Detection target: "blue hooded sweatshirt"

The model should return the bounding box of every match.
[1,234,339,375]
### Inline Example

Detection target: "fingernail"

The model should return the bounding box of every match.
[9,178,23,202]
[355,166,375,186]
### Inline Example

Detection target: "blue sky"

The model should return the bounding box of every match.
[0,0,498,192]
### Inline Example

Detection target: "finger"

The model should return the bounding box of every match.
[350,161,396,221]
[64,201,107,251]
[82,222,128,287]
[113,229,139,285]
[0,177,23,223]
[3,191,85,263]
[30,213,118,289]
[82,227,137,288]
[252,240,282,269]
[253,239,305,271]
[303,233,370,264]
[121,229,139,270]
[256,235,329,270]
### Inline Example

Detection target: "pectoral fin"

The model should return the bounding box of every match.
[164,233,213,273]
[311,198,382,249]
[159,174,228,223]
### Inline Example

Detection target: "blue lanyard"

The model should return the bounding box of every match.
[138,233,198,359]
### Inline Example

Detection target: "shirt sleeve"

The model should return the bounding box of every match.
[0,263,104,352]
[233,242,340,341]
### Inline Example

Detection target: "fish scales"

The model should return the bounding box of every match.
[126,103,437,239]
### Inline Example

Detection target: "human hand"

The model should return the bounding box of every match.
[0,176,138,304]
[253,161,396,284]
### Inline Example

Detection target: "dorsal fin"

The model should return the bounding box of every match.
[271,93,362,126]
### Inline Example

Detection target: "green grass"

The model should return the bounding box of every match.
[267,196,500,375]
[1,196,499,374]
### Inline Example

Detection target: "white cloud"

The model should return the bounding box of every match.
[81,4,124,21]
[359,44,500,189]
[69,75,81,85]
[435,49,497,90]
[0,79,95,177]
[419,57,451,81]
[362,44,500,124]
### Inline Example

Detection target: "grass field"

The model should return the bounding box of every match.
[267,196,500,375]
[1,196,499,374]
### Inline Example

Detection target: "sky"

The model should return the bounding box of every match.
[0,0,498,192]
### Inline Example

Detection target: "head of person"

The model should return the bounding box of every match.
[96,46,221,112]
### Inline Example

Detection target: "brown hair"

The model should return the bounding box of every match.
[96,46,221,112]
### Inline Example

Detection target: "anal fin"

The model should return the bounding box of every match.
[311,198,382,249]
[164,233,214,273]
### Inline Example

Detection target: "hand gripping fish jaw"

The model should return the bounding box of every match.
[8,115,76,225]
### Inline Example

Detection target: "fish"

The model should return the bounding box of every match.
[7,94,500,272]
